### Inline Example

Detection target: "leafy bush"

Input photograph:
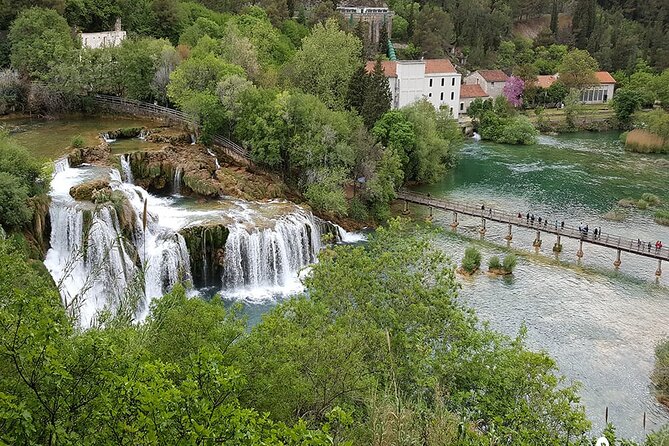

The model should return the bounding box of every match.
[348,197,369,222]
[304,169,348,217]
[0,171,32,228]
[488,256,501,270]
[637,199,648,209]
[654,340,669,403]
[642,193,661,206]
[479,112,538,145]
[655,210,669,226]
[502,254,518,273]
[71,135,84,148]
[461,246,482,274]
[0,135,48,196]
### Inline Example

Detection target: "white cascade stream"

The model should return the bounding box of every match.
[45,165,190,328]
[120,154,134,184]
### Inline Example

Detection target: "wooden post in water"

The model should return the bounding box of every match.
[533,230,542,250]
[614,249,622,268]
[426,205,433,222]
[577,240,584,259]
[450,212,459,229]
[504,224,512,241]
[479,217,487,235]
[402,199,410,215]
[657,260,663,277]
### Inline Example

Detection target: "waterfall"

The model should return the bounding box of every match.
[44,163,191,328]
[102,132,116,143]
[207,148,221,170]
[472,132,481,141]
[120,154,134,184]
[138,129,148,140]
[222,210,322,295]
[172,167,183,194]
[190,134,196,145]
[54,157,70,175]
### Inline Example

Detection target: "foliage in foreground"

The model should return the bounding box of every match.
[461,245,482,274]
[0,220,600,444]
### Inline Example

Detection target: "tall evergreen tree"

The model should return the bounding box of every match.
[347,65,368,113]
[573,0,597,48]
[378,22,389,56]
[550,0,559,35]
[362,59,391,128]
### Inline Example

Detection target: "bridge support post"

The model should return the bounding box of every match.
[577,240,584,259]
[450,212,459,229]
[657,260,663,277]
[553,235,562,253]
[614,249,622,268]
[504,224,512,241]
[479,218,486,235]
[426,205,433,222]
[402,199,410,215]
[533,230,542,249]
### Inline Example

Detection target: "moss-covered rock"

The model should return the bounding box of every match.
[70,180,112,201]
[68,141,111,167]
[106,127,145,139]
[179,224,229,288]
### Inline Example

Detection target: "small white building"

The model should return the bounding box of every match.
[459,84,489,114]
[80,18,126,49]
[536,71,616,104]
[464,70,509,99]
[366,59,462,118]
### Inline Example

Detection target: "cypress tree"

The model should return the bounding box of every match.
[550,0,559,35]
[361,59,391,128]
[379,23,389,56]
[347,65,368,113]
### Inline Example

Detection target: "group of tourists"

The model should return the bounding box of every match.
[638,239,664,252]
[577,224,603,239]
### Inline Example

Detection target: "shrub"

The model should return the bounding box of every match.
[642,193,661,206]
[461,246,482,274]
[71,135,84,148]
[348,197,369,222]
[488,256,501,270]
[0,171,32,228]
[637,199,648,210]
[655,210,669,226]
[654,340,669,403]
[0,135,48,196]
[502,254,518,273]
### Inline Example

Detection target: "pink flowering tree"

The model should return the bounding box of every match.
[503,76,525,107]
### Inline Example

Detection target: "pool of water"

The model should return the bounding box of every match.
[410,132,669,439]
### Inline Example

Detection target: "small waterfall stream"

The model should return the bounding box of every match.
[206,148,221,170]
[172,167,183,194]
[120,154,133,184]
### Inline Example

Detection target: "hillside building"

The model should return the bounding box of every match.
[536,71,616,104]
[80,18,126,49]
[366,59,462,118]
[464,70,510,99]
[459,84,489,114]
[337,0,393,47]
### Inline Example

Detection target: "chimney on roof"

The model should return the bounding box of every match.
[114,18,122,32]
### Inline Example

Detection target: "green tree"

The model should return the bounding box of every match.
[572,0,597,48]
[411,5,453,58]
[0,172,32,228]
[550,0,559,35]
[558,48,599,89]
[304,168,348,216]
[64,0,121,31]
[612,89,643,129]
[347,65,368,113]
[287,18,362,110]
[117,37,170,101]
[9,7,75,78]
[361,59,391,128]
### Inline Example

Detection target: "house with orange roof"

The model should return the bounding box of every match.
[459,84,489,115]
[463,70,510,99]
[534,71,616,104]
[365,58,462,117]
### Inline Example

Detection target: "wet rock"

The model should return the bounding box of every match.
[69,179,112,201]
[68,140,111,167]
[179,223,229,288]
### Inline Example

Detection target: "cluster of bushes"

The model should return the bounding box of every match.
[460,246,518,276]
[0,135,48,231]
[469,97,539,145]
[618,192,662,211]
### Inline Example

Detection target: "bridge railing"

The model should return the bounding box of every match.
[398,190,669,260]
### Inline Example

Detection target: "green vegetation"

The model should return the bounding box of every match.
[461,245,482,274]
[0,220,606,445]
[488,255,501,270]
[503,253,518,273]
[471,97,539,145]
[654,340,669,407]
[71,134,85,148]
[655,210,669,226]
[488,253,517,275]
[0,135,48,229]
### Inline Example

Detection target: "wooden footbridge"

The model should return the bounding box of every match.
[397,190,667,276]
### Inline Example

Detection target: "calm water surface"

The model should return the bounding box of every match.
[412,132,669,439]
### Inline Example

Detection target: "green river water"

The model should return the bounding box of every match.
[8,117,669,440]
[411,132,669,439]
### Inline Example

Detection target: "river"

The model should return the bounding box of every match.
[411,132,669,439]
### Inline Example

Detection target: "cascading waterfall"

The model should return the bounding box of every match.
[120,154,134,184]
[102,132,116,143]
[172,166,183,194]
[190,134,196,145]
[54,157,70,174]
[222,210,324,296]
[138,129,148,140]
[207,148,221,170]
[45,164,191,328]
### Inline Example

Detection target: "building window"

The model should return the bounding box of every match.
[441,78,445,87]
[460,102,464,111]
[491,82,495,86]
[429,93,432,97]
[451,92,454,100]
[440,92,444,101]
[452,78,455,86]
[429,78,433,87]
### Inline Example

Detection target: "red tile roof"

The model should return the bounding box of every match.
[425,59,456,74]
[536,74,558,89]
[365,60,397,77]
[460,84,488,99]
[477,69,509,82]
[595,71,616,84]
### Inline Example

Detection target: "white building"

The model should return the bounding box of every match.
[80,18,126,49]
[536,71,616,104]
[366,59,462,118]
[464,70,509,99]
